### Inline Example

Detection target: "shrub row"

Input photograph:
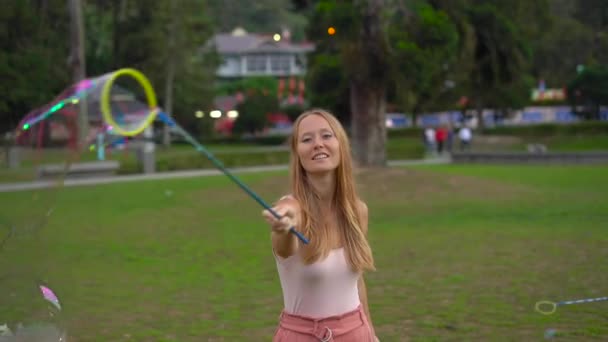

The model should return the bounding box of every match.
[480,121,608,136]
[117,140,426,174]
[386,121,608,138]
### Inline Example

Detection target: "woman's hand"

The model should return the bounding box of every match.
[265,197,301,258]
[262,204,296,234]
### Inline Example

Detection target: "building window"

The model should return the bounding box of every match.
[270,55,290,73]
[246,55,267,73]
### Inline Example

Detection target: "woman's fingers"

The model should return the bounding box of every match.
[262,206,294,234]
[263,206,290,221]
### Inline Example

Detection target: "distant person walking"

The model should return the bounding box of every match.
[458,126,472,151]
[435,126,448,154]
[446,125,456,153]
[424,127,436,155]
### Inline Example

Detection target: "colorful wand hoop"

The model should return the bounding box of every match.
[100,68,158,136]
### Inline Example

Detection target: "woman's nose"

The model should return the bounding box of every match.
[313,137,324,148]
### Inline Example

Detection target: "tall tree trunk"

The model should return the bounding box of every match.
[350,0,389,167]
[111,0,128,69]
[475,100,485,130]
[68,0,87,144]
[411,112,418,128]
[350,82,387,166]
[163,0,178,147]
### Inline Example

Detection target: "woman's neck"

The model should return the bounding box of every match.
[307,171,336,205]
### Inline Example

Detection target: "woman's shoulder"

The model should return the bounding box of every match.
[356,199,368,216]
[277,194,300,208]
[279,194,294,201]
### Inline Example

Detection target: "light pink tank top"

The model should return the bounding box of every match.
[274,247,361,318]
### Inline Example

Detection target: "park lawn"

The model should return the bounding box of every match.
[532,135,608,152]
[0,165,607,341]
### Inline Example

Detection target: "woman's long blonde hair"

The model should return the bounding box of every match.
[289,109,375,272]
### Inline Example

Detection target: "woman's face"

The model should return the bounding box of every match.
[296,114,341,174]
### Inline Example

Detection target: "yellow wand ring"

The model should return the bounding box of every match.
[100,68,158,137]
[535,301,557,315]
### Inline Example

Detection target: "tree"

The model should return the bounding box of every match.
[567,65,608,120]
[346,0,391,166]
[305,53,351,126]
[162,0,178,146]
[463,3,534,128]
[531,17,595,87]
[106,0,218,136]
[233,91,277,134]
[207,0,308,41]
[296,0,390,166]
[83,2,114,76]
[68,0,88,143]
[0,1,71,133]
[428,0,551,126]
[574,0,608,65]
[389,1,460,127]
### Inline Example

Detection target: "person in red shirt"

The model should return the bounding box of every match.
[435,126,448,154]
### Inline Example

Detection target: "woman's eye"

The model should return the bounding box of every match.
[323,133,333,139]
[301,138,311,143]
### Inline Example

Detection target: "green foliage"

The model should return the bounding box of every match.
[83,3,113,75]
[281,104,306,122]
[146,0,218,130]
[573,0,608,34]
[0,0,217,135]
[132,149,291,174]
[207,0,308,41]
[389,2,461,119]
[216,77,278,97]
[531,17,595,87]
[233,92,278,134]
[0,1,71,132]
[305,54,350,123]
[481,121,608,136]
[466,4,532,104]
[567,65,608,120]
[206,135,287,145]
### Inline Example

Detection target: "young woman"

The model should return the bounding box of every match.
[262,109,379,341]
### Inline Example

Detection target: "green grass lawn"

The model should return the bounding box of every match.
[1,164,606,341]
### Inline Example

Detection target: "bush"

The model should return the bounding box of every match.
[387,128,425,138]
[118,149,291,175]
[481,121,608,136]
[199,135,288,146]
[234,92,278,135]
[281,104,305,122]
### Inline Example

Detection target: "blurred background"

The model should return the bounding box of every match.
[0,1,607,341]
[1,0,607,175]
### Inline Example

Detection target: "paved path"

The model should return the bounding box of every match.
[0,157,451,193]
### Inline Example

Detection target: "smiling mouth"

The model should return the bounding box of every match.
[312,153,329,160]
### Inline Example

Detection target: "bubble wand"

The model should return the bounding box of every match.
[535,296,608,315]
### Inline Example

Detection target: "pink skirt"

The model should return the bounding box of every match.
[273,305,375,341]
